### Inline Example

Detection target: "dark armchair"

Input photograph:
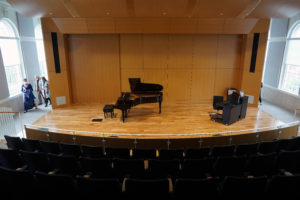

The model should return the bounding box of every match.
[213,96,224,113]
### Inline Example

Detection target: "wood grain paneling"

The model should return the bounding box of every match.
[120,34,143,69]
[68,34,121,103]
[168,35,194,69]
[167,69,192,102]
[193,35,218,69]
[191,69,215,103]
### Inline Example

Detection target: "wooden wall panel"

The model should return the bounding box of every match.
[67,33,243,104]
[191,69,215,103]
[216,35,242,69]
[68,34,120,103]
[120,34,143,69]
[143,35,168,69]
[193,35,218,69]
[167,69,192,102]
[168,35,193,69]
[214,69,241,96]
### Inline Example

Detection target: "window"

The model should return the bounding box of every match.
[0,19,24,96]
[280,22,300,95]
[35,24,48,79]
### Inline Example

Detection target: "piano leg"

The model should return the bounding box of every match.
[159,100,162,114]
[122,110,125,122]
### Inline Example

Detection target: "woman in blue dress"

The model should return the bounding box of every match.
[21,80,38,113]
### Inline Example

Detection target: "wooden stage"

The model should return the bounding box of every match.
[30,103,287,139]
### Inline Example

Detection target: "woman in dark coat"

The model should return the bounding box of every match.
[21,81,37,112]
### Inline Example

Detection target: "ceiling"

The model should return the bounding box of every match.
[6,0,300,19]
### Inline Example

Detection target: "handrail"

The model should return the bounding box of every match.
[0,112,19,114]
[24,121,300,138]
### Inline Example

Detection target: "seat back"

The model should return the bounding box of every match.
[124,178,170,197]
[81,145,104,158]
[258,141,278,154]
[246,152,277,176]
[181,158,214,178]
[211,145,235,158]
[214,156,247,177]
[235,143,258,156]
[0,148,24,169]
[213,96,224,110]
[277,150,300,174]
[159,149,184,160]
[48,154,81,176]
[148,159,180,179]
[79,157,114,178]
[22,138,42,152]
[40,141,61,155]
[76,176,121,197]
[113,158,145,179]
[20,150,51,173]
[132,149,157,159]
[185,148,210,159]
[106,147,131,159]
[267,175,300,198]
[4,135,24,151]
[175,178,220,199]
[60,143,82,157]
[221,176,267,198]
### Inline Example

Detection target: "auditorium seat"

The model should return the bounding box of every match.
[235,143,258,156]
[276,138,292,152]
[76,176,121,198]
[0,166,37,198]
[4,135,24,151]
[81,145,104,158]
[267,174,300,198]
[174,178,220,199]
[214,156,247,177]
[185,147,210,159]
[113,158,146,179]
[35,171,77,198]
[106,147,131,159]
[181,158,214,178]
[148,159,180,180]
[286,136,300,151]
[60,143,82,157]
[123,178,171,199]
[40,141,61,155]
[48,154,82,176]
[158,149,184,160]
[277,150,300,174]
[211,145,235,158]
[132,149,157,159]
[258,141,278,154]
[245,152,277,177]
[79,157,115,178]
[22,138,42,152]
[0,148,25,169]
[20,150,52,173]
[221,176,267,198]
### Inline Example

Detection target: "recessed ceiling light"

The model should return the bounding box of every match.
[106,12,110,16]
[219,12,224,16]
[162,11,167,16]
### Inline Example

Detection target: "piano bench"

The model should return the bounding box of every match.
[103,104,114,118]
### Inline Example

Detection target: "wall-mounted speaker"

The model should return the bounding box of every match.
[249,33,260,73]
[51,32,61,73]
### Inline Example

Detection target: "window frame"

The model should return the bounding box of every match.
[0,18,26,97]
[279,20,300,96]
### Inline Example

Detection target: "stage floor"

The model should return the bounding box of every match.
[31,103,286,139]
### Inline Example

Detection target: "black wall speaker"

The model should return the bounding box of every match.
[249,33,260,73]
[51,32,61,73]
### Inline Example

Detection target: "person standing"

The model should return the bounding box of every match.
[21,79,38,112]
[44,84,51,107]
[34,75,43,105]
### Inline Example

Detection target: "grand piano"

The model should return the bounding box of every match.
[114,78,163,122]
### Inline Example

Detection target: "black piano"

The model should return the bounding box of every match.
[114,78,163,122]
